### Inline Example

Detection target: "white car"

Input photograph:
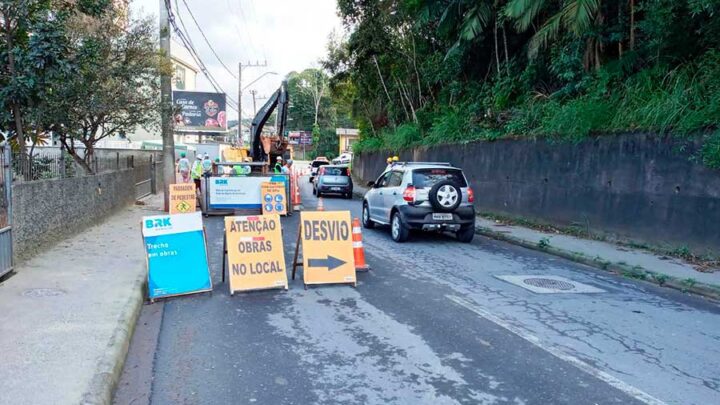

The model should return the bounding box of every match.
[362,162,476,243]
[332,153,352,165]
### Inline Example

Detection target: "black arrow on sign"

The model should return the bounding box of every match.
[308,255,346,271]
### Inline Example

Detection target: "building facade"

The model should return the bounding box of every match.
[336,128,359,154]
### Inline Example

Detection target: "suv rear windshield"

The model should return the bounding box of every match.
[322,167,348,176]
[312,161,330,168]
[412,168,467,188]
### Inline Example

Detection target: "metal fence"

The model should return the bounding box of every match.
[12,151,134,183]
[1,146,12,278]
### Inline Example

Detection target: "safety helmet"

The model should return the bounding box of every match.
[386,157,392,163]
[392,156,399,162]
[277,156,283,161]
[180,152,186,158]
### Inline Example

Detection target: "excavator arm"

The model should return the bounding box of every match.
[249,80,289,161]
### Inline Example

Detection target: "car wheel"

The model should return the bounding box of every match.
[457,226,475,243]
[345,192,352,199]
[391,212,409,243]
[362,203,374,229]
[429,180,462,212]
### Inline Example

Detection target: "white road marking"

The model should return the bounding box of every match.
[446,295,667,405]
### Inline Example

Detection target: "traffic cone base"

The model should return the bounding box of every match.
[352,218,370,271]
[317,197,325,211]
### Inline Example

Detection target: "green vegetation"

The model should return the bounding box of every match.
[537,237,551,249]
[285,68,353,159]
[324,0,720,167]
[0,1,161,174]
[652,273,669,286]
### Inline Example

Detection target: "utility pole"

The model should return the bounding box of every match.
[249,89,257,115]
[159,0,176,211]
[237,61,267,146]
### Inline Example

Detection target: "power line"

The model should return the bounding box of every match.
[232,0,261,58]
[245,0,267,60]
[224,0,252,59]
[172,0,197,53]
[178,0,238,79]
[164,0,240,112]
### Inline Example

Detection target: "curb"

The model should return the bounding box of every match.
[476,225,720,302]
[81,271,147,405]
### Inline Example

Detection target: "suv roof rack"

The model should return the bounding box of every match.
[396,162,452,167]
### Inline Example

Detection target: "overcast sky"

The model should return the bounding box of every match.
[131,0,343,122]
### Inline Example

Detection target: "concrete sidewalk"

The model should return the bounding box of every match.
[476,217,720,300]
[351,180,719,300]
[0,195,162,405]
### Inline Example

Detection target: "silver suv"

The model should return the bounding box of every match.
[362,162,476,243]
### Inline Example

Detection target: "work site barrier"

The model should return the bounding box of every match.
[201,164,293,215]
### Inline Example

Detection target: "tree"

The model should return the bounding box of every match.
[505,0,602,69]
[0,0,78,176]
[288,68,329,127]
[47,13,161,174]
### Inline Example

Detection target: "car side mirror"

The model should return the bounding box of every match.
[367,181,375,188]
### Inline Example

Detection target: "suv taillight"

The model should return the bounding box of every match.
[402,185,416,202]
[467,187,475,203]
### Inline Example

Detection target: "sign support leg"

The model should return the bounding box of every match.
[291,228,302,281]
[222,232,227,284]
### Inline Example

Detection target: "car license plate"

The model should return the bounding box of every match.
[331,187,342,191]
[432,213,453,221]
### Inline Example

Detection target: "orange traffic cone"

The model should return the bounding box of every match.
[352,218,370,271]
[317,196,325,211]
[293,172,302,210]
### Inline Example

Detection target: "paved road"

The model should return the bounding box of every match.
[115,176,720,405]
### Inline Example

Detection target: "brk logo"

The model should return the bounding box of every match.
[215,179,228,185]
[145,218,172,229]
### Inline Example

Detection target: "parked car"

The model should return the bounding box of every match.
[313,165,353,199]
[362,162,475,243]
[308,158,330,183]
[332,152,352,165]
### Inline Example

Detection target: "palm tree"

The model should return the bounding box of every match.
[426,0,509,74]
[504,0,602,70]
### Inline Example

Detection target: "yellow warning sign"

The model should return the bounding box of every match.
[300,211,356,286]
[225,214,288,294]
[261,182,287,216]
[169,183,197,214]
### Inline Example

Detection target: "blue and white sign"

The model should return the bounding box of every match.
[142,212,212,299]
[208,176,274,209]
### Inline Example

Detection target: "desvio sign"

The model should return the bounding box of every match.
[142,212,212,300]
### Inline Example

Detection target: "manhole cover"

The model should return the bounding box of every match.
[523,277,575,290]
[494,275,605,294]
[22,288,67,297]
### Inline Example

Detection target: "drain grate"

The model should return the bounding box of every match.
[494,275,605,294]
[22,288,67,297]
[523,277,575,290]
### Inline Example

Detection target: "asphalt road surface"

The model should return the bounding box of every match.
[115,175,720,405]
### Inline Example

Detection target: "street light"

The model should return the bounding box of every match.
[242,71,278,91]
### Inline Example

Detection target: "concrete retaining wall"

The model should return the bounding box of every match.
[12,169,138,260]
[353,133,720,254]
